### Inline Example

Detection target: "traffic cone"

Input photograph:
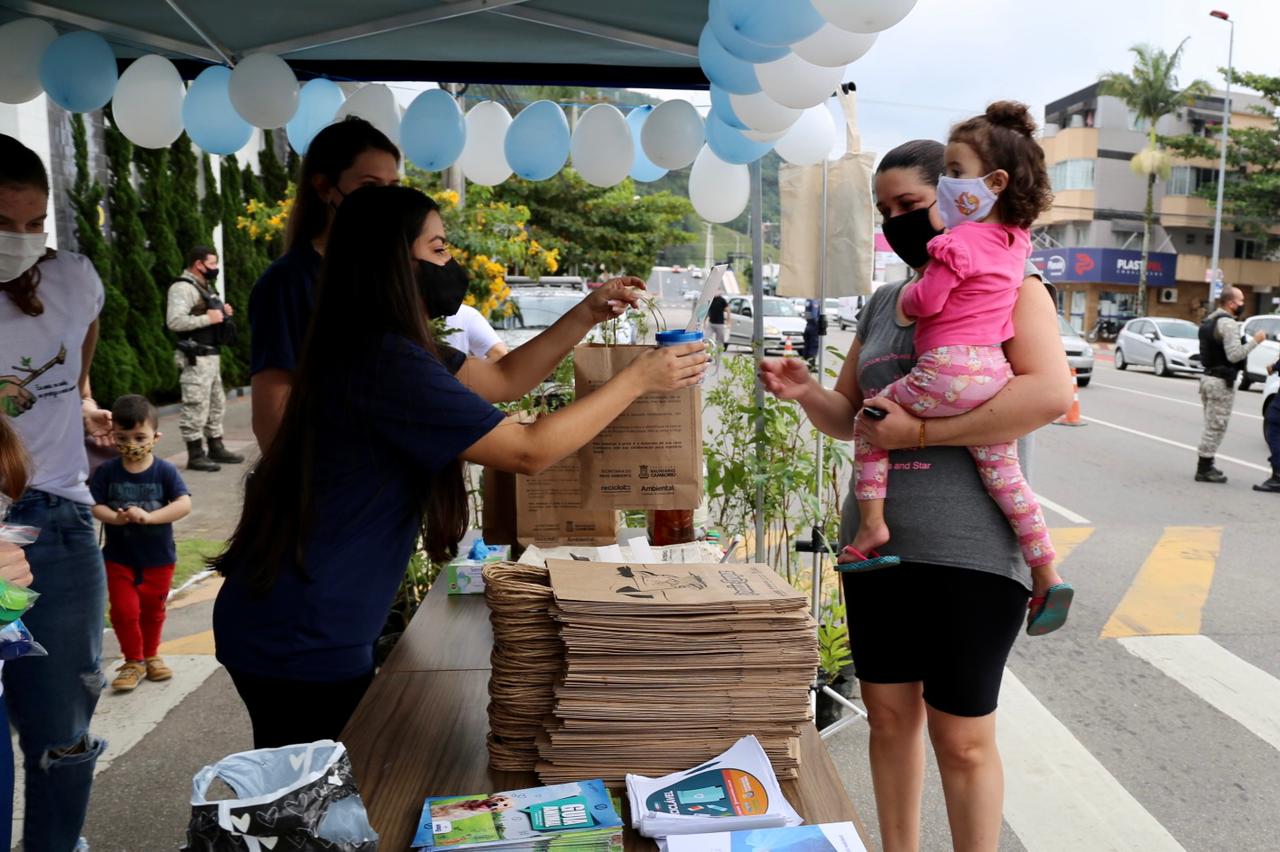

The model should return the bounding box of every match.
[1054,367,1086,427]
[783,337,794,357]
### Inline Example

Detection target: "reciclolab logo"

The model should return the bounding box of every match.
[1046,255,1066,277]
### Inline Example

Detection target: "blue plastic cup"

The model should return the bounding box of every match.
[656,329,707,385]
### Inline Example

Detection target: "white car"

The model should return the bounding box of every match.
[1113,317,1202,377]
[726,295,807,353]
[1239,314,1280,392]
[494,285,636,349]
[690,267,704,279]
[1058,315,1095,387]
[836,296,866,331]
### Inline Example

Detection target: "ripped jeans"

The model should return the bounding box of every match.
[1,490,106,852]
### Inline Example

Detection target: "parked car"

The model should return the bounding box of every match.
[494,282,637,350]
[1058,315,1094,387]
[824,298,840,322]
[1113,317,1202,377]
[504,274,588,292]
[836,296,866,331]
[1239,314,1280,391]
[682,288,700,302]
[690,267,703,279]
[725,295,807,353]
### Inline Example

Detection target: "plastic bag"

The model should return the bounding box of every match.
[183,739,379,852]
[0,494,40,623]
[0,619,46,661]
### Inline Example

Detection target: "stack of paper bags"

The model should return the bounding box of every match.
[483,562,562,772]
[626,736,801,841]
[663,821,867,852]
[538,561,818,784]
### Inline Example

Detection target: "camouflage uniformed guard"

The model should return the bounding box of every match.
[1196,286,1265,483]
[165,246,244,472]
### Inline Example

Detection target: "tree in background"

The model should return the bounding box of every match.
[103,119,176,395]
[259,130,290,203]
[200,153,222,239]
[218,159,263,386]
[1167,69,1280,251]
[69,113,137,405]
[169,136,214,253]
[135,147,183,293]
[1100,39,1209,315]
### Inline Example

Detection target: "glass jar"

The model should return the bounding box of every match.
[647,509,696,546]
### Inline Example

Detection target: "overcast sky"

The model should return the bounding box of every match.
[637,0,1278,163]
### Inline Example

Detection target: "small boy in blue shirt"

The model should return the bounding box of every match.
[89,395,191,692]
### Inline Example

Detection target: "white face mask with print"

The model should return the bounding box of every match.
[936,174,999,229]
[0,230,47,283]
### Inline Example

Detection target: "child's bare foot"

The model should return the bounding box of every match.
[1030,563,1064,600]
[840,523,891,564]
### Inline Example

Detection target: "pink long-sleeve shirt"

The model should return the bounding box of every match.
[900,221,1031,353]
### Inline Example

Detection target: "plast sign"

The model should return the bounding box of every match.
[1030,248,1176,286]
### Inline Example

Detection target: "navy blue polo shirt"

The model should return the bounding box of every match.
[213,333,504,681]
[89,457,189,569]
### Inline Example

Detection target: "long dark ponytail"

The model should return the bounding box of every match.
[285,117,400,252]
[214,185,468,592]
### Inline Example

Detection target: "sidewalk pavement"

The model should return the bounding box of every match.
[10,395,258,851]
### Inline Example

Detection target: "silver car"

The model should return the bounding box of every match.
[1113,317,1202,377]
[1059,315,1095,387]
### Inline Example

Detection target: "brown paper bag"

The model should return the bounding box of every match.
[573,344,703,510]
[515,454,618,546]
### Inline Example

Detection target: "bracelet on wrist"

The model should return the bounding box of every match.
[917,420,927,450]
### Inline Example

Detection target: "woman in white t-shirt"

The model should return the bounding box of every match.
[0,133,111,852]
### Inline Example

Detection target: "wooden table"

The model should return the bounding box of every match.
[342,580,869,850]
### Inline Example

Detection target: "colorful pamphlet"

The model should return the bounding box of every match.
[662,821,866,852]
[412,780,623,850]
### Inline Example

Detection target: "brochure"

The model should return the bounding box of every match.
[412,780,623,850]
[662,822,867,852]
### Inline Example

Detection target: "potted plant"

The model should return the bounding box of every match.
[816,591,856,730]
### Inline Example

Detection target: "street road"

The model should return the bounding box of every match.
[791,318,1280,852]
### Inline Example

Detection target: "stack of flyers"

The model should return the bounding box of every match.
[663,822,867,852]
[626,737,801,840]
[411,780,624,851]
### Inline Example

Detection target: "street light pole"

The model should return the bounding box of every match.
[1208,10,1234,303]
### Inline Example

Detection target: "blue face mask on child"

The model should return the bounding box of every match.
[936,174,999,229]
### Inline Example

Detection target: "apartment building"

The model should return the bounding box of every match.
[1032,82,1279,333]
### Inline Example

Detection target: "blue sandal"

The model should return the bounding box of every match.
[1026,582,1074,636]
[836,546,901,572]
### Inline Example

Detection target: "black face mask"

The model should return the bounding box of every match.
[417,258,469,320]
[200,265,219,285]
[1233,303,1245,318]
[881,202,943,270]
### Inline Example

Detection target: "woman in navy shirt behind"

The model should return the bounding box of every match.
[215,185,705,748]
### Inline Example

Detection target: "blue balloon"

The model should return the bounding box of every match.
[717,0,824,48]
[710,85,749,131]
[286,79,344,155]
[182,66,253,156]
[626,107,668,183]
[705,114,773,165]
[698,24,760,95]
[39,31,117,113]
[709,0,789,63]
[505,100,570,181]
[402,89,467,171]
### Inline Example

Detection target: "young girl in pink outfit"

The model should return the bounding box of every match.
[843,101,1073,635]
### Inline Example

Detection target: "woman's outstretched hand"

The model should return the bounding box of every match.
[758,357,813,400]
[582,276,648,324]
[627,342,708,393]
[856,396,921,451]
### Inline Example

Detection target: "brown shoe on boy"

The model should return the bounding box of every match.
[145,656,173,682]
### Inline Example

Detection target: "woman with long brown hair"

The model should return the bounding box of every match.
[0,132,111,852]
[214,185,705,748]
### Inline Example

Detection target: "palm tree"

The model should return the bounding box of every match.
[1099,39,1210,316]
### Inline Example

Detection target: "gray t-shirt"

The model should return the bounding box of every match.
[839,280,1033,591]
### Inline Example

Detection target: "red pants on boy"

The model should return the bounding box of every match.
[105,562,175,660]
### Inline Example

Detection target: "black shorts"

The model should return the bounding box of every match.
[840,562,1030,718]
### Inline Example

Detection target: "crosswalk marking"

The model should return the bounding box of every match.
[1047,526,1094,567]
[1036,494,1091,525]
[1101,526,1220,639]
[1119,635,1280,752]
[998,669,1187,851]
[158,627,217,655]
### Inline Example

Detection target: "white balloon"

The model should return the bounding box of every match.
[458,101,512,186]
[229,53,299,128]
[335,84,402,145]
[793,24,877,67]
[571,104,634,187]
[756,52,845,110]
[641,99,704,170]
[689,145,749,224]
[742,126,788,143]
[112,55,185,148]
[775,105,837,166]
[813,0,918,34]
[0,18,57,104]
[729,90,801,134]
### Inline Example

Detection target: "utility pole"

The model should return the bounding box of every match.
[444,82,466,207]
[1208,9,1235,304]
[704,222,714,271]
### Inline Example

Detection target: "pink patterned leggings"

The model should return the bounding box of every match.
[855,345,1056,568]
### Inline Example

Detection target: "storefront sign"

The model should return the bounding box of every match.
[1030,248,1177,286]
